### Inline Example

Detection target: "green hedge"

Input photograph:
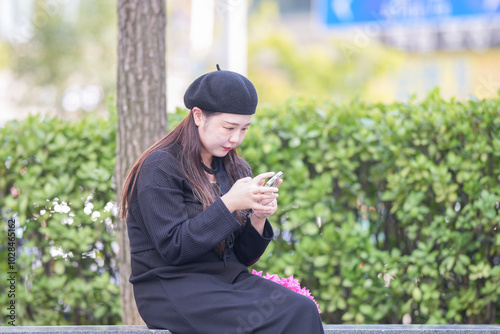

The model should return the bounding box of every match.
[243,90,500,324]
[0,111,120,325]
[1,90,499,325]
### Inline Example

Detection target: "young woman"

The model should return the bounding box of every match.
[120,66,324,334]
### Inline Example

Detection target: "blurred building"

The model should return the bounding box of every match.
[1,0,499,126]
[0,0,250,124]
[0,0,106,125]
[252,0,500,101]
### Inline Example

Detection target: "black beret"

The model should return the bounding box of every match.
[184,65,258,115]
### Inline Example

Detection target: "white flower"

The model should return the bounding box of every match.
[50,246,64,258]
[91,211,101,221]
[104,201,115,212]
[54,202,71,214]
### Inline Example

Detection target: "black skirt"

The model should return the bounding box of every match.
[132,260,324,334]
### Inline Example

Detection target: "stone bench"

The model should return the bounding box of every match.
[0,325,499,333]
[323,325,500,333]
[0,327,169,334]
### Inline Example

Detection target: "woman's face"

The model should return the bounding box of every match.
[193,108,252,164]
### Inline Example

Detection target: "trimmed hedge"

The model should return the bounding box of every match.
[243,90,500,324]
[0,111,120,325]
[0,90,499,325]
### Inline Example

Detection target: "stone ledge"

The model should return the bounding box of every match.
[0,326,170,334]
[0,325,499,333]
[323,325,500,333]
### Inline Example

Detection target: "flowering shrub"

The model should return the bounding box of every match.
[0,113,120,325]
[252,269,321,313]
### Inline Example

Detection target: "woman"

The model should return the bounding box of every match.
[120,66,324,334]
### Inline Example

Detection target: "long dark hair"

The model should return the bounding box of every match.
[119,110,249,255]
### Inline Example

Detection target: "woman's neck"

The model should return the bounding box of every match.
[201,152,213,168]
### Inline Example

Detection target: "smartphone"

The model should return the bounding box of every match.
[246,171,283,218]
[265,171,283,187]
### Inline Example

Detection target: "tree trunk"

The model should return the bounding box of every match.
[116,0,167,325]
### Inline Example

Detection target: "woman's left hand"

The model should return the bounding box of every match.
[251,198,278,220]
[250,179,282,234]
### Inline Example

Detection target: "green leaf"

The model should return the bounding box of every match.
[412,287,422,302]
[313,255,330,267]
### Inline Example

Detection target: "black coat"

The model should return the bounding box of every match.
[126,145,324,334]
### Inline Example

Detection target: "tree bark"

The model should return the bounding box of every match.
[116,0,167,325]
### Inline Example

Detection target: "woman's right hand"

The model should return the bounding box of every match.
[221,172,279,213]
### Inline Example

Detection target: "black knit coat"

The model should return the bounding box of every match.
[126,145,324,334]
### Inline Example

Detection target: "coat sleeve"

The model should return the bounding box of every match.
[232,157,275,266]
[136,152,242,266]
[233,218,274,266]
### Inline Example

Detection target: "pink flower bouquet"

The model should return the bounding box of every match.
[252,269,321,313]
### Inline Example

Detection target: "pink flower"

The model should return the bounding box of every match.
[252,269,321,313]
[10,186,21,198]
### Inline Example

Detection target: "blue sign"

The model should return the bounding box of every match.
[320,0,500,26]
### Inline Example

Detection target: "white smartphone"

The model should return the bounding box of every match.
[265,171,283,187]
